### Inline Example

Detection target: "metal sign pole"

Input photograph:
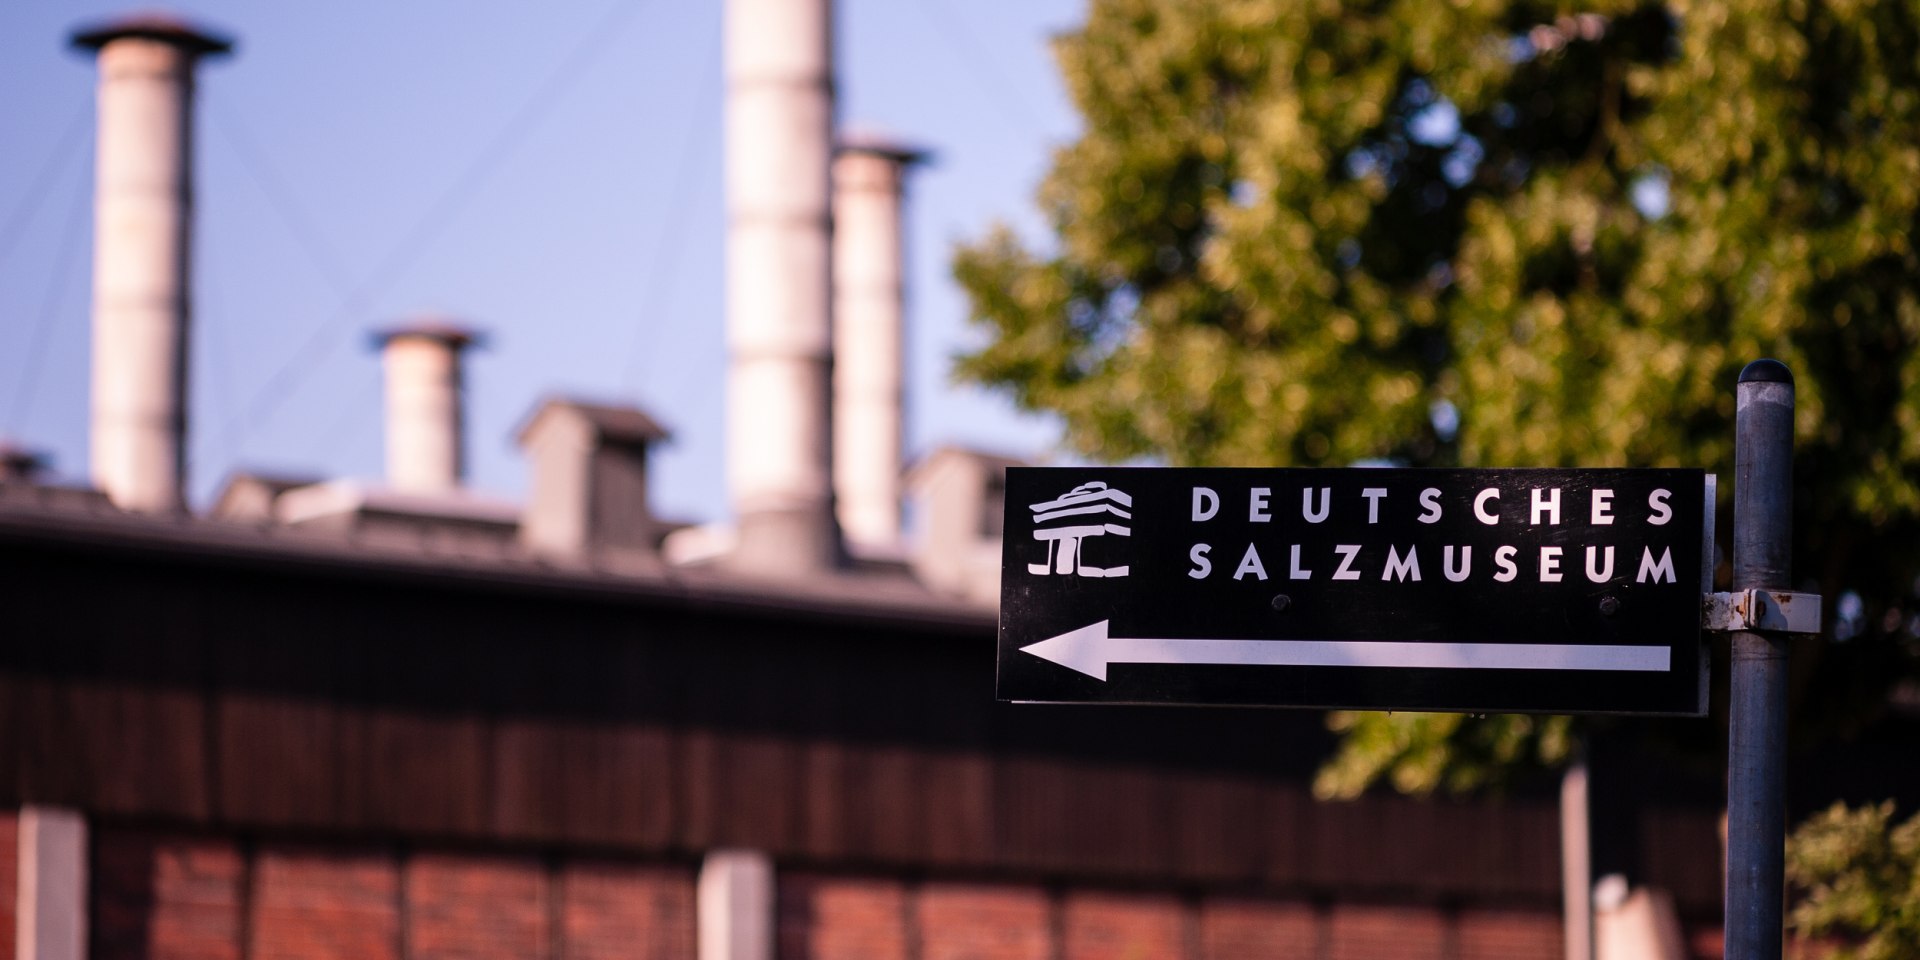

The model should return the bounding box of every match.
[1726,359,1795,960]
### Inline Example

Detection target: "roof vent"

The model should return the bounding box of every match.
[516,397,671,561]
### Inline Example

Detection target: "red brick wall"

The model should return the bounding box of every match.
[0,810,16,960]
[86,830,1576,960]
[561,861,695,960]
[1199,898,1318,960]
[252,844,400,960]
[1325,905,1449,960]
[94,829,243,960]
[918,882,1052,960]
[783,875,1566,960]
[1456,908,1562,960]
[406,853,549,960]
[89,830,698,960]
[1062,890,1189,960]
[780,875,910,960]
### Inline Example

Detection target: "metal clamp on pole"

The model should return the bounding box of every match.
[1703,590,1824,635]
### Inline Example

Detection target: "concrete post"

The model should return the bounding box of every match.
[374,319,480,494]
[1595,885,1688,960]
[698,849,774,960]
[17,806,88,960]
[73,14,232,513]
[1561,755,1594,960]
[724,0,840,574]
[832,135,926,549]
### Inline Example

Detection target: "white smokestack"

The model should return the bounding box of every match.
[373,319,480,494]
[724,0,840,574]
[832,134,926,549]
[72,14,231,513]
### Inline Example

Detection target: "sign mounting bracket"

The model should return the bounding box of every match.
[1701,589,1823,636]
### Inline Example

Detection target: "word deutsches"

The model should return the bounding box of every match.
[1184,483,1681,585]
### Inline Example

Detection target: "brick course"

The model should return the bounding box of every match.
[780,874,909,960]
[1063,890,1189,960]
[251,844,401,960]
[1326,904,1448,960]
[1455,907,1561,960]
[93,829,243,960]
[917,882,1052,960]
[1199,898,1318,960]
[405,853,550,960]
[88,831,707,960]
[78,828,1592,960]
[561,861,695,960]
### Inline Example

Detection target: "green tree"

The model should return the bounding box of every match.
[1787,801,1920,960]
[955,0,1920,795]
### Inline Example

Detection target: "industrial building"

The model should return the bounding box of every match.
[3,4,1910,960]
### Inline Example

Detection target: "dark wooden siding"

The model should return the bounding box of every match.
[0,523,1724,910]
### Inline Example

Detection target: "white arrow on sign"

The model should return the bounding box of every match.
[1019,621,1670,681]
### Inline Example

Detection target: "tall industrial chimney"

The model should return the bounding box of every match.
[72,14,231,514]
[832,134,926,549]
[373,319,480,494]
[724,0,840,575]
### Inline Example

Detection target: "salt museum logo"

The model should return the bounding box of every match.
[1026,481,1132,578]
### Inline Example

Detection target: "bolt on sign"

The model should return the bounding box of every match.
[997,468,1713,715]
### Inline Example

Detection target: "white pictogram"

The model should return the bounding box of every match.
[1028,481,1132,577]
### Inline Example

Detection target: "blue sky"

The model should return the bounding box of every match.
[0,0,1081,526]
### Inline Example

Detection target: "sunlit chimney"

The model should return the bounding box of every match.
[724,0,840,575]
[72,13,232,513]
[832,132,927,550]
[373,318,480,494]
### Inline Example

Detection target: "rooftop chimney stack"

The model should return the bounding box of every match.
[832,135,926,550]
[724,0,840,575]
[73,14,231,514]
[374,319,480,494]
[517,397,670,560]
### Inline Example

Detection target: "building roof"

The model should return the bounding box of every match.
[0,490,992,633]
[275,479,523,527]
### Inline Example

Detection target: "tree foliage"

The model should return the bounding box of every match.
[1787,801,1920,960]
[955,0,1920,796]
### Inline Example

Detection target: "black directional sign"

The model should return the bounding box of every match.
[997,467,1712,715]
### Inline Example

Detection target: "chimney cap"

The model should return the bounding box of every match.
[516,395,672,447]
[71,11,234,57]
[836,127,933,166]
[370,315,486,350]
